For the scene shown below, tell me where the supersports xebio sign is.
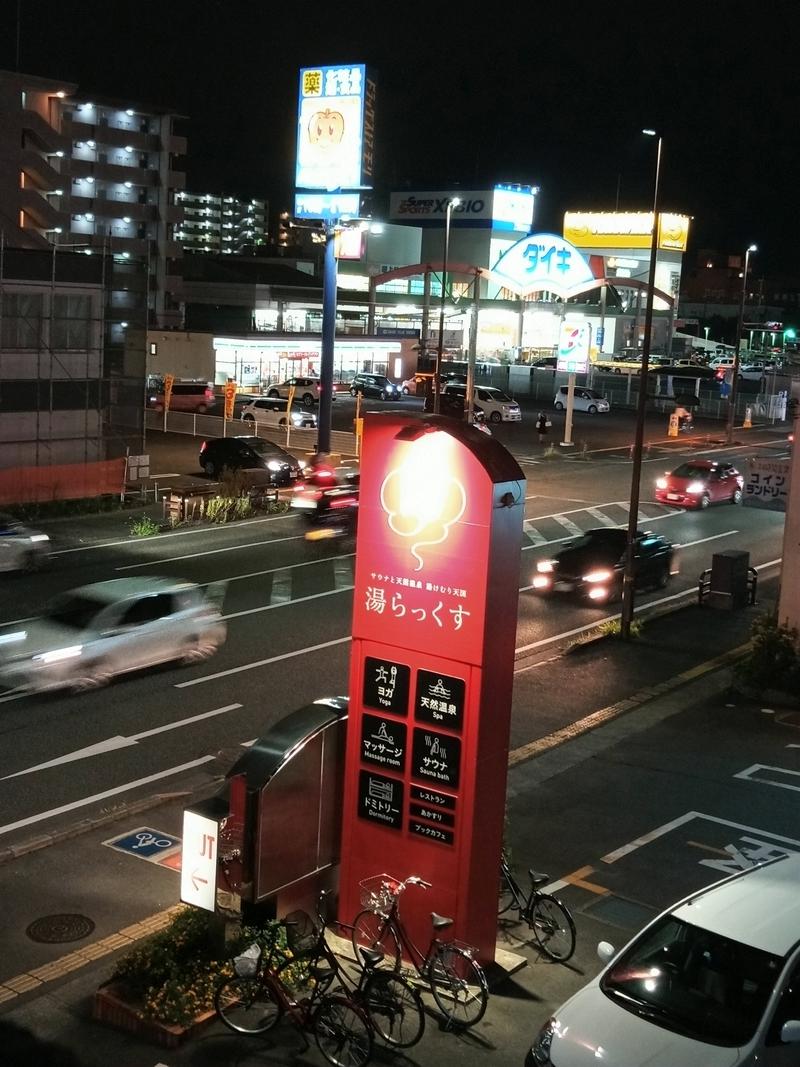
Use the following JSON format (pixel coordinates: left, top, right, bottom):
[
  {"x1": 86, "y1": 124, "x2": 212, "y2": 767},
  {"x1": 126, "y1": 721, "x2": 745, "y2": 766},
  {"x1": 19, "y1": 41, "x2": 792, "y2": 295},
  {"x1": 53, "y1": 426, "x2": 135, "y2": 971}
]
[{"x1": 389, "y1": 191, "x2": 490, "y2": 221}]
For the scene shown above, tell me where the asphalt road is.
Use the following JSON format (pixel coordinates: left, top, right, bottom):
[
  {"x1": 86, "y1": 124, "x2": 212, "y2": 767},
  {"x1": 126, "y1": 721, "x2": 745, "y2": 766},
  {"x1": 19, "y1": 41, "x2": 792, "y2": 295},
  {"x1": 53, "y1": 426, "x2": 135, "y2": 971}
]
[{"x1": 0, "y1": 419, "x2": 789, "y2": 855}]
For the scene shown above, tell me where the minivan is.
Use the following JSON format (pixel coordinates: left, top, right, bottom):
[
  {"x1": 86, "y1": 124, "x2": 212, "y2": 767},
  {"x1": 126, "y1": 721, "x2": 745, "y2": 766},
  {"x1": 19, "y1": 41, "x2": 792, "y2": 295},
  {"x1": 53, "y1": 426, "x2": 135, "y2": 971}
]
[
  {"x1": 553, "y1": 386, "x2": 610, "y2": 414},
  {"x1": 442, "y1": 383, "x2": 522, "y2": 423},
  {"x1": 147, "y1": 379, "x2": 216, "y2": 413}
]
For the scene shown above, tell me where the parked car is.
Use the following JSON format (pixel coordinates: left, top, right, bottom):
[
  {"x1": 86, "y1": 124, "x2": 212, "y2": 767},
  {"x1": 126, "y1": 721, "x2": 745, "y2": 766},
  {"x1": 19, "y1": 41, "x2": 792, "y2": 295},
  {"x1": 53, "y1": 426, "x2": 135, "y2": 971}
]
[
  {"x1": 265, "y1": 376, "x2": 334, "y2": 408},
  {"x1": 401, "y1": 373, "x2": 434, "y2": 396},
  {"x1": 532, "y1": 527, "x2": 674, "y2": 603},
  {"x1": 553, "y1": 386, "x2": 610, "y2": 414},
  {"x1": 443, "y1": 383, "x2": 522, "y2": 423},
  {"x1": 349, "y1": 373, "x2": 402, "y2": 400},
  {"x1": 655, "y1": 460, "x2": 743, "y2": 509},
  {"x1": 709, "y1": 355, "x2": 737, "y2": 370},
  {"x1": 525, "y1": 851, "x2": 800, "y2": 1067},
  {"x1": 147, "y1": 379, "x2": 216, "y2": 413},
  {"x1": 0, "y1": 577, "x2": 227, "y2": 694},
  {"x1": 240, "y1": 397, "x2": 318, "y2": 429},
  {"x1": 738, "y1": 363, "x2": 768, "y2": 383},
  {"x1": 0, "y1": 514, "x2": 50, "y2": 573},
  {"x1": 198, "y1": 436, "x2": 305, "y2": 483}
]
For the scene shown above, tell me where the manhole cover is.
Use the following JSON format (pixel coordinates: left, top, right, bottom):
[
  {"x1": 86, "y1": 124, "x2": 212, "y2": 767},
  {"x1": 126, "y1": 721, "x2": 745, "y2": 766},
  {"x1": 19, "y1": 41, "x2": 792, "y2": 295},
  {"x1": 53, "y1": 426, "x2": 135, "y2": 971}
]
[{"x1": 26, "y1": 913, "x2": 95, "y2": 944}]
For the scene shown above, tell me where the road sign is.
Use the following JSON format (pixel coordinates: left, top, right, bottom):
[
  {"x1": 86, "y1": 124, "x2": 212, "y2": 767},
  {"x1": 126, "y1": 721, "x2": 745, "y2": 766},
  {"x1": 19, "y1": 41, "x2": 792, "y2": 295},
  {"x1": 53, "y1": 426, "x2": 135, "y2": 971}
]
[
  {"x1": 180, "y1": 809, "x2": 219, "y2": 912},
  {"x1": 103, "y1": 827, "x2": 181, "y2": 862}
]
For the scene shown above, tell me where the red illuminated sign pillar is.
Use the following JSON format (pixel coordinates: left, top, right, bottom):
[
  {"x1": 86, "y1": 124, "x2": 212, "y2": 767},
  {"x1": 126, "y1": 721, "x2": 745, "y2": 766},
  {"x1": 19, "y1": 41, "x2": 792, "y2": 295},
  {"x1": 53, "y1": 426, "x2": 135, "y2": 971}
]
[{"x1": 339, "y1": 413, "x2": 525, "y2": 963}]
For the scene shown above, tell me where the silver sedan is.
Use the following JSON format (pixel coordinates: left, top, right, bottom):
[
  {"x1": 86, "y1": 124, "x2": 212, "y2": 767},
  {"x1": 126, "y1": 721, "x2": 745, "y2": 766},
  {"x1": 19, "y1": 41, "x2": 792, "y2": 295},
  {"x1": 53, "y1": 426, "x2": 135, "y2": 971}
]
[{"x1": 0, "y1": 577, "x2": 227, "y2": 693}]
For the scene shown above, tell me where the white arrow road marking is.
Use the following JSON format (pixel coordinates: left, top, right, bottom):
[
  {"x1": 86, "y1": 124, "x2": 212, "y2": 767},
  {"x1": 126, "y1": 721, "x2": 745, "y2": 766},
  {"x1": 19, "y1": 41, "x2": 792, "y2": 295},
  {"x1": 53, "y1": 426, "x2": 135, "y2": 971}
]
[
  {"x1": 0, "y1": 756, "x2": 216, "y2": 838},
  {"x1": 0, "y1": 703, "x2": 242, "y2": 780}
]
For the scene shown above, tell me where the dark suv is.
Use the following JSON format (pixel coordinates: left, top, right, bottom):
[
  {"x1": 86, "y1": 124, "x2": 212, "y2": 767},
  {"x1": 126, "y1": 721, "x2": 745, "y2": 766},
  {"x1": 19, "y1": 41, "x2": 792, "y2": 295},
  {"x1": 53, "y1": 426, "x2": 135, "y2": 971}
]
[
  {"x1": 349, "y1": 373, "x2": 401, "y2": 400},
  {"x1": 198, "y1": 436, "x2": 304, "y2": 484}
]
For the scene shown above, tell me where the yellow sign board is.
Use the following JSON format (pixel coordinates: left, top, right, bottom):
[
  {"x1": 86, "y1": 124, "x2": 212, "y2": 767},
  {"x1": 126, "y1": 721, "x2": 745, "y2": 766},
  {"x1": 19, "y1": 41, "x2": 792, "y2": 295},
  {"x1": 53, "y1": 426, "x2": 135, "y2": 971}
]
[
  {"x1": 224, "y1": 379, "x2": 237, "y2": 421},
  {"x1": 163, "y1": 373, "x2": 175, "y2": 411},
  {"x1": 563, "y1": 211, "x2": 690, "y2": 252}
]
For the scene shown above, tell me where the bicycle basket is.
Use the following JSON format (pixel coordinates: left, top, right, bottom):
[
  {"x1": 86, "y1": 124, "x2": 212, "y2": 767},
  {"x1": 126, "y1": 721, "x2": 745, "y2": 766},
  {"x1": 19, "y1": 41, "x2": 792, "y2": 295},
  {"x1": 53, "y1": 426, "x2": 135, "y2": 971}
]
[
  {"x1": 283, "y1": 909, "x2": 320, "y2": 956},
  {"x1": 233, "y1": 941, "x2": 262, "y2": 977},
  {"x1": 358, "y1": 873, "x2": 400, "y2": 914}
]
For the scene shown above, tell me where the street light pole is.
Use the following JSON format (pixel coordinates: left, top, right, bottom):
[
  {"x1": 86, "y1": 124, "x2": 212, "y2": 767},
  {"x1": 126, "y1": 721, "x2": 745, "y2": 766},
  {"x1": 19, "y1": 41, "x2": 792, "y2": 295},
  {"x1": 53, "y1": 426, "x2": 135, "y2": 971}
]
[
  {"x1": 318, "y1": 222, "x2": 338, "y2": 456},
  {"x1": 433, "y1": 197, "x2": 459, "y2": 414},
  {"x1": 620, "y1": 130, "x2": 662, "y2": 640},
  {"x1": 725, "y1": 244, "x2": 757, "y2": 445}
]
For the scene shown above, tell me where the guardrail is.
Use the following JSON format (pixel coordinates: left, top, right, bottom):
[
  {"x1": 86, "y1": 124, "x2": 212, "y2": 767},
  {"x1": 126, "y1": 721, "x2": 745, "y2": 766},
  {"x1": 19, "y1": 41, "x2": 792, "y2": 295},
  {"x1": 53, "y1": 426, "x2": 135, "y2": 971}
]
[{"x1": 144, "y1": 409, "x2": 358, "y2": 457}]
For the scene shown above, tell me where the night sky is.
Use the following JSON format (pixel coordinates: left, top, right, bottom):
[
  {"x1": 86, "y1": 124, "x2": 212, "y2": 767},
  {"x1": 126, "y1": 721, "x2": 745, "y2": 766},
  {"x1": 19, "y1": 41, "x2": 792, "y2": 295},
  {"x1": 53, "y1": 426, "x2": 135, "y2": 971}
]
[{"x1": 6, "y1": 0, "x2": 800, "y2": 271}]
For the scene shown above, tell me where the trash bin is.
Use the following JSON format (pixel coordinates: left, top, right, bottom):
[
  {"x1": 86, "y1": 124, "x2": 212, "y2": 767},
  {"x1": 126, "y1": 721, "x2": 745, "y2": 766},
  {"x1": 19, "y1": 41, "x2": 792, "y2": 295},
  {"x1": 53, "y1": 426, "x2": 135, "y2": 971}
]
[{"x1": 708, "y1": 550, "x2": 750, "y2": 610}]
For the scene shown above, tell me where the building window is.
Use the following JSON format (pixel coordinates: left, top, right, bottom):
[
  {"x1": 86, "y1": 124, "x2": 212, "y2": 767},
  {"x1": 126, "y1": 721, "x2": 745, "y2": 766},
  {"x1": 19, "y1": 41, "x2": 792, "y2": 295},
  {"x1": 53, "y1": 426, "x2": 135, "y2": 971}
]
[
  {"x1": 0, "y1": 292, "x2": 44, "y2": 348},
  {"x1": 52, "y1": 294, "x2": 92, "y2": 349}
]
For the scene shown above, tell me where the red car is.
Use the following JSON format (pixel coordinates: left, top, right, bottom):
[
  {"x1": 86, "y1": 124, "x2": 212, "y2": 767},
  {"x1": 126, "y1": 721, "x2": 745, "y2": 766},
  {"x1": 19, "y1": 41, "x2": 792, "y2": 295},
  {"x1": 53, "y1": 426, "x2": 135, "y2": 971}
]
[{"x1": 655, "y1": 459, "x2": 743, "y2": 509}]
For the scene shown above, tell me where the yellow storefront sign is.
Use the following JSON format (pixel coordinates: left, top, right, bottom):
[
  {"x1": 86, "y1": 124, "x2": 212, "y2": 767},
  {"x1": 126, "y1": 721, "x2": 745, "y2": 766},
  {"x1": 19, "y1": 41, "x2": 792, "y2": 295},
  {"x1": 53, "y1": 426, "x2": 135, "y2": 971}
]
[{"x1": 563, "y1": 211, "x2": 690, "y2": 252}]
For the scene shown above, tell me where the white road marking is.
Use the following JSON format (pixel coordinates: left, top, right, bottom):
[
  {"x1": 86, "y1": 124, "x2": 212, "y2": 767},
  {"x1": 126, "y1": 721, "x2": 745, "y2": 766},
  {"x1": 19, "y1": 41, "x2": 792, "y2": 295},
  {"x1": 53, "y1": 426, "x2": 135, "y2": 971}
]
[
  {"x1": 522, "y1": 522, "x2": 548, "y2": 547},
  {"x1": 115, "y1": 533, "x2": 306, "y2": 570},
  {"x1": 676, "y1": 531, "x2": 738, "y2": 548},
  {"x1": 586, "y1": 507, "x2": 619, "y2": 527},
  {"x1": 51, "y1": 510, "x2": 293, "y2": 556},
  {"x1": 270, "y1": 569, "x2": 293, "y2": 604},
  {"x1": 734, "y1": 764, "x2": 800, "y2": 793},
  {"x1": 551, "y1": 514, "x2": 583, "y2": 537},
  {"x1": 0, "y1": 756, "x2": 216, "y2": 837},
  {"x1": 175, "y1": 635, "x2": 352, "y2": 688},
  {"x1": 0, "y1": 704, "x2": 242, "y2": 779},
  {"x1": 334, "y1": 557, "x2": 353, "y2": 589},
  {"x1": 223, "y1": 586, "x2": 351, "y2": 621}
]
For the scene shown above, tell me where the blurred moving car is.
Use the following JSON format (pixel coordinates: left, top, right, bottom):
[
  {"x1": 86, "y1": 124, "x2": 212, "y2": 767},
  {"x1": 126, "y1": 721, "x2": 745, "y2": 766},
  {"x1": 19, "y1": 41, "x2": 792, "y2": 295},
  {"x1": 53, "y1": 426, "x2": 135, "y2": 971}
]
[
  {"x1": 349, "y1": 373, "x2": 402, "y2": 400},
  {"x1": 0, "y1": 514, "x2": 50, "y2": 573},
  {"x1": 198, "y1": 436, "x2": 305, "y2": 483},
  {"x1": 532, "y1": 527, "x2": 674, "y2": 602},
  {"x1": 525, "y1": 851, "x2": 800, "y2": 1067},
  {"x1": 553, "y1": 386, "x2": 610, "y2": 414},
  {"x1": 291, "y1": 470, "x2": 359, "y2": 541},
  {"x1": 655, "y1": 460, "x2": 743, "y2": 509},
  {"x1": 264, "y1": 376, "x2": 334, "y2": 407},
  {"x1": 240, "y1": 398, "x2": 318, "y2": 429},
  {"x1": 0, "y1": 577, "x2": 227, "y2": 694},
  {"x1": 442, "y1": 383, "x2": 522, "y2": 423}
]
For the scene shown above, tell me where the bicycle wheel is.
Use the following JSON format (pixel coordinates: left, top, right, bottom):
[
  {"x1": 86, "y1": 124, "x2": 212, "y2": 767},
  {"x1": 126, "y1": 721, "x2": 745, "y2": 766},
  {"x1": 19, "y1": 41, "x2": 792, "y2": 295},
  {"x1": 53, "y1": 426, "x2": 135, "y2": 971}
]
[
  {"x1": 313, "y1": 994, "x2": 373, "y2": 1067},
  {"x1": 350, "y1": 909, "x2": 401, "y2": 971},
  {"x1": 498, "y1": 869, "x2": 516, "y2": 916},
  {"x1": 428, "y1": 944, "x2": 488, "y2": 1029},
  {"x1": 529, "y1": 893, "x2": 576, "y2": 962},
  {"x1": 214, "y1": 975, "x2": 283, "y2": 1034},
  {"x1": 363, "y1": 969, "x2": 425, "y2": 1048}
]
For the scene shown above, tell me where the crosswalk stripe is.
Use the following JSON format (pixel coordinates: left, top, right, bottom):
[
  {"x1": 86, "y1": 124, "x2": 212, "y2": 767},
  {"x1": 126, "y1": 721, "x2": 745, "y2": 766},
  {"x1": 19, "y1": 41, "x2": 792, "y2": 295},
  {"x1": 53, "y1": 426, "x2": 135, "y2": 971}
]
[
  {"x1": 334, "y1": 557, "x2": 353, "y2": 589},
  {"x1": 523, "y1": 522, "x2": 548, "y2": 546},
  {"x1": 270, "y1": 569, "x2": 293, "y2": 604},
  {"x1": 586, "y1": 507, "x2": 618, "y2": 527},
  {"x1": 551, "y1": 514, "x2": 583, "y2": 537}
]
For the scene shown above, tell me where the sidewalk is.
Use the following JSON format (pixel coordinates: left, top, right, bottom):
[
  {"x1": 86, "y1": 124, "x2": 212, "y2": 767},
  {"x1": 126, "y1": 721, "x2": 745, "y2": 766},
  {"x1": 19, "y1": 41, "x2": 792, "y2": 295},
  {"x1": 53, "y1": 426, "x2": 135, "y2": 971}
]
[{"x1": 0, "y1": 582, "x2": 777, "y2": 1065}]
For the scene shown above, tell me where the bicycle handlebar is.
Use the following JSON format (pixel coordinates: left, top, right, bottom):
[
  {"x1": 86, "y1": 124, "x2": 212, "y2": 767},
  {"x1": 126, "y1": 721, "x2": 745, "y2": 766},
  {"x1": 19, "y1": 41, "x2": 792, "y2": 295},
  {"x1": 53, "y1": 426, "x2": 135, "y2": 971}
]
[{"x1": 404, "y1": 875, "x2": 432, "y2": 891}]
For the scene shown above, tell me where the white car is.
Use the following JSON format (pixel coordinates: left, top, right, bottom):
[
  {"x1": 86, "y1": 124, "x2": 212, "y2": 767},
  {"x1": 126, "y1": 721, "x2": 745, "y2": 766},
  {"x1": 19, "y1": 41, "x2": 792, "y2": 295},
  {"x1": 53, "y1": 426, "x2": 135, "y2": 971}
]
[
  {"x1": 0, "y1": 514, "x2": 50, "y2": 573},
  {"x1": 0, "y1": 577, "x2": 226, "y2": 693},
  {"x1": 526, "y1": 851, "x2": 800, "y2": 1067},
  {"x1": 738, "y1": 363, "x2": 768, "y2": 383},
  {"x1": 442, "y1": 383, "x2": 522, "y2": 423},
  {"x1": 240, "y1": 398, "x2": 318, "y2": 429},
  {"x1": 264, "y1": 376, "x2": 335, "y2": 407},
  {"x1": 553, "y1": 387, "x2": 610, "y2": 414}
]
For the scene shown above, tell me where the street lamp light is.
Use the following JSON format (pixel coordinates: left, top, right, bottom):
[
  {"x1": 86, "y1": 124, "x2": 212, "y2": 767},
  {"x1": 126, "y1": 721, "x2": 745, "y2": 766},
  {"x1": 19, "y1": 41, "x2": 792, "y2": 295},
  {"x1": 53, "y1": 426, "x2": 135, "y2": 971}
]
[
  {"x1": 433, "y1": 197, "x2": 460, "y2": 414},
  {"x1": 620, "y1": 129, "x2": 662, "y2": 640},
  {"x1": 725, "y1": 244, "x2": 757, "y2": 445}
]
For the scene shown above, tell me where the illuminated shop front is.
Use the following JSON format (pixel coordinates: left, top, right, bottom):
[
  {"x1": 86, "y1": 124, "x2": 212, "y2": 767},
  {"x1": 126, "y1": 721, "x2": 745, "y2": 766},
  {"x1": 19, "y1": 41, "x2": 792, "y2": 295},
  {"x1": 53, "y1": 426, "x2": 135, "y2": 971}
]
[{"x1": 212, "y1": 335, "x2": 407, "y2": 388}]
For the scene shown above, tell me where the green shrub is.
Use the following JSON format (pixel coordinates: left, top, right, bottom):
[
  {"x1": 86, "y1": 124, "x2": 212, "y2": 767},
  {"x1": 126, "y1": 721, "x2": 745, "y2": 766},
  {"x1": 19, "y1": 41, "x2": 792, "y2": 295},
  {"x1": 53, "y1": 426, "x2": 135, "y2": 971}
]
[
  {"x1": 204, "y1": 495, "x2": 253, "y2": 524},
  {"x1": 111, "y1": 906, "x2": 303, "y2": 1027},
  {"x1": 735, "y1": 613, "x2": 800, "y2": 693},
  {"x1": 129, "y1": 514, "x2": 161, "y2": 538}
]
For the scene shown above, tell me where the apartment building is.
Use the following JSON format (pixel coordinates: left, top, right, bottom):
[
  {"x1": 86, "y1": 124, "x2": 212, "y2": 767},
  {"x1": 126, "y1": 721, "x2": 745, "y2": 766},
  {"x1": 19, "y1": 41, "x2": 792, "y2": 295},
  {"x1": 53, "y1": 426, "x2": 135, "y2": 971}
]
[
  {"x1": 0, "y1": 68, "x2": 187, "y2": 334},
  {"x1": 179, "y1": 192, "x2": 268, "y2": 256}
]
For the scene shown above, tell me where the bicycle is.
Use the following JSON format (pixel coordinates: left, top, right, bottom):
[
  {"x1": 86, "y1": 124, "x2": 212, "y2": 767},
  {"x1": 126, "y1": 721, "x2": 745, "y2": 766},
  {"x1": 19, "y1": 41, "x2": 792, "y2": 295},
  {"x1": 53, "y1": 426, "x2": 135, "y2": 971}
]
[
  {"x1": 498, "y1": 852, "x2": 576, "y2": 963},
  {"x1": 313, "y1": 890, "x2": 425, "y2": 1049},
  {"x1": 214, "y1": 914, "x2": 373, "y2": 1067},
  {"x1": 350, "y1": 873, "x2": 489, "y2": 1029}
]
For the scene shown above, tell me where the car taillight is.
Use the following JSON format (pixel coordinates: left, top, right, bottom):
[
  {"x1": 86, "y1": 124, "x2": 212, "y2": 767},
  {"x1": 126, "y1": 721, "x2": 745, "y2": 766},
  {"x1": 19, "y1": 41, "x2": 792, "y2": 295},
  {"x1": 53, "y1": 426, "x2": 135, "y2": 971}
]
[{"x1": 200, "y1": 441, "x2": 207, "y2": 453}]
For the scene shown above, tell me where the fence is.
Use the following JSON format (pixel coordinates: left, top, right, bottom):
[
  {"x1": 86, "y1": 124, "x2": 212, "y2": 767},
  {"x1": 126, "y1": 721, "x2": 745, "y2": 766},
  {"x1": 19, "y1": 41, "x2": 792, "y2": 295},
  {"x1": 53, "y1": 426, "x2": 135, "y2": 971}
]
[
  {"x1": 0, "y1": 457, "x2": 127, "y2": 505},
  {"x1": 144, "y1": 409, "x2": 358, "y2": 456}
]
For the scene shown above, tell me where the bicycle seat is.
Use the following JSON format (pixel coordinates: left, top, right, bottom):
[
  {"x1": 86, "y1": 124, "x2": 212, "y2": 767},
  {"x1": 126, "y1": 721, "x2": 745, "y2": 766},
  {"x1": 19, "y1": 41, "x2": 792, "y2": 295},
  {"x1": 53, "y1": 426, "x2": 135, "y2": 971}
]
[
  {"x1": 359, "y1": 947, "x2": 384, "y2": 969},
  {"x1": 431, "y1": 912, "x2": 454, "y2": 930},
  {"x1": 529, "y1": 870, "x2": 549, "y2": 887},
  {"x1": 309, "y1": 961, "x2": 336, "y2": 988}
]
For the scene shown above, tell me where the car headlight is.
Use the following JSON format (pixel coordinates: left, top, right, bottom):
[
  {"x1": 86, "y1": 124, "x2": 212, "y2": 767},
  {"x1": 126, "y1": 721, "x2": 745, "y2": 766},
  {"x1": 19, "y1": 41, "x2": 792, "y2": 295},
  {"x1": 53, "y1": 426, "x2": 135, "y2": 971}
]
[
  {"x1": 536, "y1": 560, "x2": 555, "y2": 573},
  {"x1": 529, "y1": 1017, "x2": 557, "y2": 1065},
  {"x1": 29, "y1": 534, "x2": 49, "y2": 543},
  {"x1": 655, "y1": 477, "x2": 668, "y2": 490},
  {"x1": 584, "y1": 569, "x2": 613, "y2": 582},
  {"x1": 32, "y1": 645, "x2": 83, "y2": 664},
  {"x1": 267, "y1": 460, "x2": 283, "y2": 471},
  {"x1": 298, "y1": 458, "x2": 307, "y2": 469},
  {"x1": 686, "y1": 480, "x2": 705, "y2": 493}
]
